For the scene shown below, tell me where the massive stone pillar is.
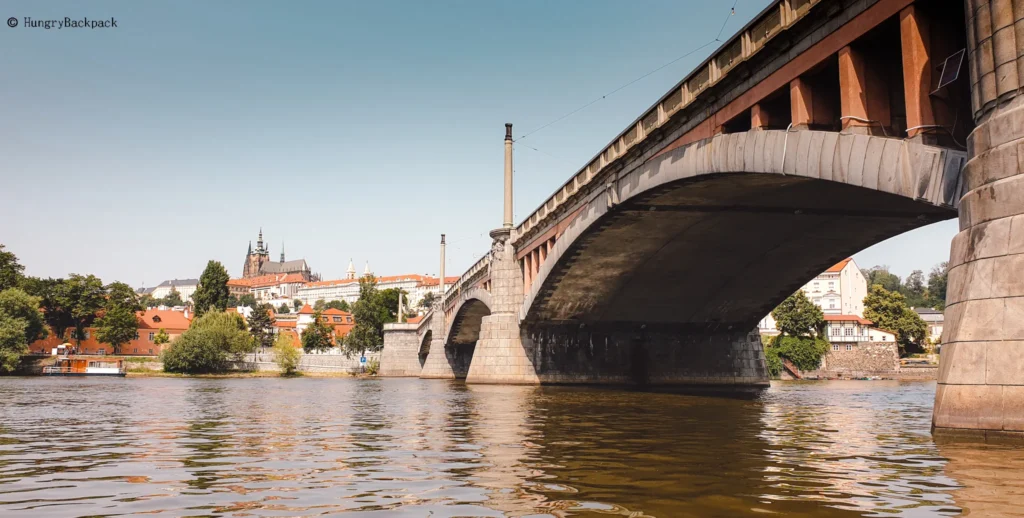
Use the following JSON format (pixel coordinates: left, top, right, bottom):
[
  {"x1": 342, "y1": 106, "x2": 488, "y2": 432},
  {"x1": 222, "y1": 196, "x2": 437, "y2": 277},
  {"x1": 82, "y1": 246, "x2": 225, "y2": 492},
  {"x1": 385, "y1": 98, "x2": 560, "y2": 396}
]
[
  {"x1": 933, "y1": 0, "x2": 1024, "y2": 440},
  {"x1": 465, "y1": 229, "x2": 540, "y2": 384},
  {"x1": 378, "y1": 322, "x2": 421, "y2": 377},
  {"x1": 419, "y1": 301, "x2": 458, "y2": 379}
]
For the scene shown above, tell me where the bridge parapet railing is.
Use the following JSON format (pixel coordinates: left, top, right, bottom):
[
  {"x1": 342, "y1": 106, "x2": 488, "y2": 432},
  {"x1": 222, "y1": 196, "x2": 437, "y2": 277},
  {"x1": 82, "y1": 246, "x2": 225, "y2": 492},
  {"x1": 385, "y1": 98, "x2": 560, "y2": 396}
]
[
  {"x1": 443, "y1": 253, "x2": 491, "y2": 309},
  {"x1": 511, "y1": 0, "x2": 823, "y2": 246}
]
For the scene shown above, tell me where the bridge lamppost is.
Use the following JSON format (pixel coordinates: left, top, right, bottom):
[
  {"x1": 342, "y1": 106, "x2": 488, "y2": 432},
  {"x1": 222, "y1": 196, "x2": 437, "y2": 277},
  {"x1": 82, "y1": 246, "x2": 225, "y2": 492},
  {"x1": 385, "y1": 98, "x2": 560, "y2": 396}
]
[{"x1": 504, "y1": 123, "x2": 514, "y2": 229}]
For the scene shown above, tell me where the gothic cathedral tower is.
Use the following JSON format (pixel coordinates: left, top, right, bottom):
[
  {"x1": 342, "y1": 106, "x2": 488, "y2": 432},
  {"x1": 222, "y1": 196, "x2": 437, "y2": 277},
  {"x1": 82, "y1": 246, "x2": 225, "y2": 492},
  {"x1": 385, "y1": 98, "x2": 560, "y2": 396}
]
[{"x1": 242, "y1": 229, "x2": 270, "y2": 278}]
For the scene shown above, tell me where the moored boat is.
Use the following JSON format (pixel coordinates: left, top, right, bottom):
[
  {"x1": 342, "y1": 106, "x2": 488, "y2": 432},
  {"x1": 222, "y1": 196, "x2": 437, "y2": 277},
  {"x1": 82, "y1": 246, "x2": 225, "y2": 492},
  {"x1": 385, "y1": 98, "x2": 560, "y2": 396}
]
[{"x1": 43, "y1": 357, "x2": 126, "y2": 377}]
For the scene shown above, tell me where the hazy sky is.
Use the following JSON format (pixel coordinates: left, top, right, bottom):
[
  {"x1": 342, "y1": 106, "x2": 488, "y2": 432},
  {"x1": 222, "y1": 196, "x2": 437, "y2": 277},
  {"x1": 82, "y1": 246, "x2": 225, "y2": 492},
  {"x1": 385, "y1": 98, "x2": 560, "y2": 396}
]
[{"x1": 1, "y1": 0, "x2": 956, "y2": 287}]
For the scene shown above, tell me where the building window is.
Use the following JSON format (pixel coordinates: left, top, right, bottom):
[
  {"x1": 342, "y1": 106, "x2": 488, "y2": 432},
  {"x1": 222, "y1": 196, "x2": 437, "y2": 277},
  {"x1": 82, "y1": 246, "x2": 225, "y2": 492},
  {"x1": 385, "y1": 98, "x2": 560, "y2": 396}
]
[
  {"x1": 829, "y1": 303, "x2": 835, "y2": 309},
  {"x1": 133, "y1": 348, "x2": 138, "y2": 354},
  {"x1": 833, "y1": 344, "x2": 840, "y2": 351},
  {"x1": 149, "y1": 349, "x2": 154, "y2": 354},
  {"x1": 831, "y1": 327, "x2": 838, "y2": 336},
  {"x1": 844, "y1": 327, "x2": 853, "y2": 336},
  {"x1": 148, "y1": 332, "x2": 155, "y2": 341},
  {"x1": 881, "y1": 335, "x2": 887, "y2": 341},
  {"x1": 846, "y1": 344, "x2": 853, "y2": 351},
  {"x1": 333, "y1": 317, "x2": 342, "y2": 322},
  {"x1": 98, "y1": 348, "x2": 105, "y2": 355},
  {"x1": 829, "y1": 282, "x2": 834, "y2": 290}
]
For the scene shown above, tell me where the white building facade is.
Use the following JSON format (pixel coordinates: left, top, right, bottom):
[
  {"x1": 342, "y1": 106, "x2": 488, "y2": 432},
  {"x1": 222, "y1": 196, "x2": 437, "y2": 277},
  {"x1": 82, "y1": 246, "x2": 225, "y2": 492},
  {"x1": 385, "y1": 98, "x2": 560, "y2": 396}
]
[
  {"x1": 296, "y1": 264, "x2": 456, "y2": 310},
  {"x1": 759, "y1": 258, "x2": 868, "y2": 334},
  {"x1": 150, "y1": 279, "x2": 199, "y2": 302}
]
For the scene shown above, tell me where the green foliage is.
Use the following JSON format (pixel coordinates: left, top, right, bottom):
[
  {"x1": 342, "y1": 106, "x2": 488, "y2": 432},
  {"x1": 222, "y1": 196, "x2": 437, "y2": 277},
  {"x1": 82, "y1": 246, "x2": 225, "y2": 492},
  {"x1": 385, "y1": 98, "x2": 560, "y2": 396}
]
[
  {"x1": 344, "y1": 276, "x2": 389, "y2": 356},
  {"x1": 325, "y1": 299, "x2": 350, "y2": 312},
  {"x1": 313, "y1": 299, "x2": 326, "y2": 311},
  {"x1": 301, "y1": 310, "x2": 334, "y2": 353},
  {"x1": 277, "y1": 303, "x2": 290, "y2": 314},
  {"x1": 365, "y1": 358, "x2": 380, "y2": 376},
  {"x1": 248, "y1": 304, "x2": 276, "y2": 349},
  {"x1": 927, "y1": 262, "x2": 948, "y2": 310},
  {"x1": 239, "y1": 294, "x2": 257, "y2": 308},
  {"x1": 153, "y1": 328, "x2": 170, "y2": 345},
  {"x1": 65, "y1": 274, "x2": 105, "y2": 345},
  {"x1": 0, "y1": 288, "x2": 47, "y2": 373},
  {"x1": 771, "y1": 291, "x2": 824, "y2": 338},
  {"x1": 192, "y1": 261, "x2": 230, "y2": 315},
  {"x1": 161, "y1": 311, "x2": 254, "y2": 373},
  {"x1": 20, "y1": 277, "x2": 73, "y2": 342},
  {"x1": 863, "y1": 266, "x2": 902, "y2": 293},
  {"x1": 901, "y1": 270, "x2": 928, "y2": 307},
  {"x1": 226, "y1": 294, "x2": 239, "y2": 307},
  {"x1": 273, "y1": 334, "x2": 301, "y2": 375},
  {"x1": 139, "y1": 294, "x2": 157, "y2": 308},
  {"x1": 863, "y1": 285, "x2": 928, "y2": 355},
  {"x1": 96, "y1": 282, "x2": 143, "y2": 355},
  {"x1": 0, "y1": 245, "x2": 25, "y2": 292},
  {"x1": 378, "y1": 288, "x2": 407, "y2": 321},
  {"x1": 763, "y1": 335, "x2": 830, "y2": 377},
  {"x1": 419, "y1": 291, "x2": 437, "y2": 309},
  {"x1": 292, "y1": 299, "x2": 302, "y2": 311}
]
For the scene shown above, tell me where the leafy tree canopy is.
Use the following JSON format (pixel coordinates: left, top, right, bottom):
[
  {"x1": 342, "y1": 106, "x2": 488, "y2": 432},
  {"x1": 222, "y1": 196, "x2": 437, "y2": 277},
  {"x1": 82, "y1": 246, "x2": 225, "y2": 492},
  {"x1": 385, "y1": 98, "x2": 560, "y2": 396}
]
[
  {"x1": 0, "y1": 245, "x2": 25, "y2": 292},
  {"x1": 95, "y1": 282, "x2": 143, "y2": 355},
  {"x1": 419, "y1": 291, "x2": 437, "y2": 309},
  {"x1": 325, "y1": 300, "x2": 350, "y2": 312},
  {"x1": 301, "y1": 310, "x2": 334, "y2": 353},
  {"x1": 0, "y1": 288, "x2": 47, "y2": 373},
  {"x1": 277, "y1": 303, "x2": 290, "y2": 314},
  {"x1": 344, "y1": 276, "x2": 389, "y2": 356},
  {"x1": 193, "y1": 261, "x2": 230, "y2": 315},
  {"x1": 273, "y1": 333, "x2": 301, "y2": 375},
  {"x1": 863, "y1": 266, "x2": 902, "y2": 293},
  {"x1": 863, "y1": 285, "x2": 927, "y2": 355},
  {"x1": 162, "y1": 310, "x2": 253, "y2": 373},
  {"x1": 927, "y1": 262, "x2": 948, "y2": 310},
  {"x1": 248, "y1": 303, "x2": 276, "y2": 350},
  {"x1": 293, "y1": 299, "x2": 302, "y2": 311},
  {"x1": 771, "y1": 290, "x2": 825, "y2": 338},
  {"x1": 66, "y1": 274, "x2": 105, "y2": 345},
  {"x1": 239, "y1": 294, "x2": 257, "y2": 307},
  {"x1": 154, "y1": 328, "x2": 170, "y2": 345}
]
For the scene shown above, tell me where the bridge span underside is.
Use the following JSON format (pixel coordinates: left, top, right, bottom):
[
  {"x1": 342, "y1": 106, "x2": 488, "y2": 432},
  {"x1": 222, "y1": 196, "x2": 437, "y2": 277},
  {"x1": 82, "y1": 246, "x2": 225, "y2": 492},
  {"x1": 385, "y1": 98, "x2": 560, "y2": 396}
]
[{"x1": 515, "y1": 131, "x2": 963, "y2": 386}]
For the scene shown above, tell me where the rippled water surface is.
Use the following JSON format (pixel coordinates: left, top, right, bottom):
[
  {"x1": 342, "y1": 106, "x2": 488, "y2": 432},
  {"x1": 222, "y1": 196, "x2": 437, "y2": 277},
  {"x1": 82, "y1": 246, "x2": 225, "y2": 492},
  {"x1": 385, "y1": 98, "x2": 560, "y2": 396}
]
[{"x1": 2, "y1": 378, "x2": 1024, "y2": 517}]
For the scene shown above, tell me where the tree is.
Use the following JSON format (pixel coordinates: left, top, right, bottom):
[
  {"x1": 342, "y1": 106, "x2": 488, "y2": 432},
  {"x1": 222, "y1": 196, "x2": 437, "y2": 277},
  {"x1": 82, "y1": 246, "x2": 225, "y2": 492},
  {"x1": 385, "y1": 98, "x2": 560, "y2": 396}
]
[
  {"x1": 419, "y1": 291, "x2": 437, "y2": 310},
  {"x1": 277, "y1": 303, "x2": 290, "y2": 314},
  {"x1": 160, "y1": 288, "x2": 184, "y2": 308},
  {"x1": 161, "y1": 311, "x2": 254, "y2": 373},
  {"x1": 139, "y1": 293, "x2": 157, "y2": 308},
  {"x1": 248, "y1": 303, "x2": 275, "y2": 350},
  {"x1": 226, "y1": 294, "x2": 240, "y2": 307},
  {"x1": 771, "y1": 291, "x2": 825, "y2": 338},
  {"x1": 154, "y1": 328, "x2": 170, "y2": 345},
  {"x1": 864, "y1": 284, "x2": 928, "y2": 355},
  {"x1": 192, "y1": 261, "x2": 230, "y2": 315},
  {"x1": 293, "y1": 299, "x2": 302, "y2": 311},
  {"x1": 65, "y1": 274, "x2": 105, "y2": 345},
  {"x1": 239, "y1": 294, "x2": 257, "y2": 308},
  {"x1": 313, "y1": 299, "x2": 326, "y2": 311},
  {"x1": 863, "y1": 266, "x2": 901, "y2": 293},
  {"x1": 95, "y1": 282, "x2": 143, "y2": 355},
  {"x1": 344, "y1": 276, "x2": 389, "y2": 356},
  {"x1": 0, "y1": 288, "x2": 47, "y2": 372},
  {"x1": 927, "y1": 262, "x2": 949, "y2": 309},
  {"x1": 272, "y1": 334, "x2": 301, "y2": 375},
  {"x1": 379, "y1": 288, "x2": 408, "y2": 321},
  {"x1": 301, "y1": 310, "x2": 334, "y2": 353},
  {"x1": 901, "y1": 270, "x2": 928, "y2": 307},
  {"x1": 21, "y1": 277, "x2": 74, "y2": 343},
  {"x1": 0, "y1": 245, "x2": 25, "y2": 292},
  {"x1": 95, "y1": 306, "x2": 139, "y2": 355},
  {"x1": 326, "y1": 299, "x2": 350, "y2": 312}
]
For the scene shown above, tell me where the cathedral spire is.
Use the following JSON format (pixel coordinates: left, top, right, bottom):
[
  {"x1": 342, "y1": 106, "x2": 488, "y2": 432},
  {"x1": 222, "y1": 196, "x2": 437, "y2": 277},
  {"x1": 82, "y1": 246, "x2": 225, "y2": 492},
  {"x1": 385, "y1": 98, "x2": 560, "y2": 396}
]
[
  {"x1": 364, "y1": 261, "x2": 371, "y2": 277},
  {"x1": 247, "y1": 241, "x2": 252, "y2": 255},
  {"x1": 280, "y1": 242, "x2": 285, "y2": 263},
  {"x1": 257, "y1": 228, "x2": 264, "y2": 252},
  {"x1": 347, "y1": 259, "x2": 356, "y2": 280}
]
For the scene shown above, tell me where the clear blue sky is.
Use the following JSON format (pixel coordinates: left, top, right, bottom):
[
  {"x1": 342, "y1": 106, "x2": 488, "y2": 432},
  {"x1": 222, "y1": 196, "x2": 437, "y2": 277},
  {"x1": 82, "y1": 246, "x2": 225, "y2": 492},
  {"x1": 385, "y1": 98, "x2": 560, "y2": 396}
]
[{"x1": 0, "y1": 0, "x2": 956, "y2": 287}]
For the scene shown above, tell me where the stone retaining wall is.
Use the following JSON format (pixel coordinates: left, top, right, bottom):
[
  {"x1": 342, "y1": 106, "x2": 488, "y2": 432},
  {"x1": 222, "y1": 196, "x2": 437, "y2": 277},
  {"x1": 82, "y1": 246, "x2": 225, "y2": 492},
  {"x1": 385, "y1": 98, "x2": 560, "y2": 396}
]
[{"x1": 807, "y1": 341, "x2": 900, "y2": 378}]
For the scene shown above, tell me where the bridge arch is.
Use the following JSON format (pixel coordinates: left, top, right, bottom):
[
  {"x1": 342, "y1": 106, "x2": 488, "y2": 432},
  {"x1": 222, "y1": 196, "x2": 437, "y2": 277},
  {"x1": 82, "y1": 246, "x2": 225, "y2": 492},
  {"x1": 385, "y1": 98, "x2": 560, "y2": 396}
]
[
  {"x1": 521, "y1": 129, "x2": 963, "y2": 331},
  {"x1": 437, "y1": 288, "x2": 492, "y2": 378}
]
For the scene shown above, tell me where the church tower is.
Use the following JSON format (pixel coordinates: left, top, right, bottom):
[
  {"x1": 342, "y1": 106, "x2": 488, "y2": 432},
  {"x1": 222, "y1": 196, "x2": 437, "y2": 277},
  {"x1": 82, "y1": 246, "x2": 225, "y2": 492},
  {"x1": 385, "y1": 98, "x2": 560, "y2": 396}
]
[
  {"x1": 346, "y1": 259, "x2": 356, "y2": 280},
  {"x1": 242, "y1": 228, "x2": 271, "y2": 278}
]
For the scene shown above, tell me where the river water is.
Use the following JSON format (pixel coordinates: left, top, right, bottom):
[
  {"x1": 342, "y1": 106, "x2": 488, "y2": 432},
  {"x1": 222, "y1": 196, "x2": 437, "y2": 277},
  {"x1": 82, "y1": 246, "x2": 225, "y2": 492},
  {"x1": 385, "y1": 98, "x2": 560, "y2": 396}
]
[{"x1": 1, "y1": 378, "x2": 1022, "y2": 517}]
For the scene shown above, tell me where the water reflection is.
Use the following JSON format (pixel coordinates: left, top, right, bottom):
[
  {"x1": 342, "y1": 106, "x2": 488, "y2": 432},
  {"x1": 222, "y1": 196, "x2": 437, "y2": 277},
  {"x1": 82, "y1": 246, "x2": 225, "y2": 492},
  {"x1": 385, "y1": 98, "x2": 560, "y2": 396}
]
[{"x1": 0, "y1": 378, "x2": 1021, "y2": 516}]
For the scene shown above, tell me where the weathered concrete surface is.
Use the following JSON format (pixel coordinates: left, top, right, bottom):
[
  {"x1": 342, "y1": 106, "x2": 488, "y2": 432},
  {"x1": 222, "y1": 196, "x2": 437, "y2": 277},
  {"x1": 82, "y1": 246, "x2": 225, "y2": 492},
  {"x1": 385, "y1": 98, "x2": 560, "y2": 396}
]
[
  {"x1": 522, "y1": 130, "x2": 963, "y2": 333},
  {"x1": 419, "y1": 302, "x2": 457, "y2": 379},
  {"x1": 378, "y1": 322, "x2": 421, "y2": 377},
  {"x1": 933, "y1": 0, "x2": 1024, "y2": 440},
  {"x1": 523, "y1": 325, "x2": 768, "y2": 386}
]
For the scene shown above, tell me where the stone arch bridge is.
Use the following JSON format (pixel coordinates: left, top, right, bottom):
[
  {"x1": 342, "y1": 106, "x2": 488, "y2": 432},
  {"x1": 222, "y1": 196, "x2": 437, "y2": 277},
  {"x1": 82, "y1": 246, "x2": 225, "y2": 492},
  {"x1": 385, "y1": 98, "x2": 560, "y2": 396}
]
[{"x1": 380, "y1": 0, "x2": 1024, "y2": 440}]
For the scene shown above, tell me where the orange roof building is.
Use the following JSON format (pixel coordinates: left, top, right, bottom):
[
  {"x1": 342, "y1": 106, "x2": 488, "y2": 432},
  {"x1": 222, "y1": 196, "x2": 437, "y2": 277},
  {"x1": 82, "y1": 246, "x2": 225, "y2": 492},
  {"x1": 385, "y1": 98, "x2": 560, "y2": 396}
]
[{"x1": 28, "y1": 309, "x2": 192, "y2": 356}]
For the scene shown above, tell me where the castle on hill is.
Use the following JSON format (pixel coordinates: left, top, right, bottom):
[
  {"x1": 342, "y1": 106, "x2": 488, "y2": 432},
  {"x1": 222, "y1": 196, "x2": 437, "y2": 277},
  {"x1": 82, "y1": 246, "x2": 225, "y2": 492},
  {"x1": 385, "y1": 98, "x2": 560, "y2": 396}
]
[{"x1": 242, "y1": 228, "x2": 318, "y2": 281}]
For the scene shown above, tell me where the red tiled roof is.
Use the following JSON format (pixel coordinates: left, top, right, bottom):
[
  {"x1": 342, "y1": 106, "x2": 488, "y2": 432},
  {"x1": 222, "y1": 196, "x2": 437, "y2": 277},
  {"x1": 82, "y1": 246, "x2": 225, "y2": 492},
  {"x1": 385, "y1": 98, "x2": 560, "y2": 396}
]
[
  {"x1": 333, "y1": 323, "x2": 355, "y2": 338},
  {"x1": 322, "y1": 308, "x2": 351, "y2": 316},
  {"x1": 825, "y1": 258, "x2": 853, "y2": 273},
  {"x1": 228, "y1": 273, "x2": 307, "y2": 289},
  {"x1": 303, "y1": 274, "x2": 458, "y2": 288},
  {"x1": 137, "y1": 309, "x2": 191, "y2": 330},
  {"x1": 406, "y1": 315, "x2": 424, "y2": 324},
  {"x1": 274, "y1": 320, "x2": 297, "y2": 328},
  {"x1": 418, "y1": 276, "x2": 460, "y2": 287},
  {"x1": 298, "y1": 304, "x2": 315, "y2": 315},
  {"x1": 824, "y1": 314, "x2": 873, "y2": 325}
]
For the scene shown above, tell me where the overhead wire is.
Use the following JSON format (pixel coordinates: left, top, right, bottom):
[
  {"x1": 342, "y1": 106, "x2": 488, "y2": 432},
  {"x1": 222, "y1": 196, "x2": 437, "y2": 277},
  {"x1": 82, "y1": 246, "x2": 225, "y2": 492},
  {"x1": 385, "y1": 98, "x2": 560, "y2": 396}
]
[{"x1": 515, "y1": 0, "x2": 739, "y2": 142}]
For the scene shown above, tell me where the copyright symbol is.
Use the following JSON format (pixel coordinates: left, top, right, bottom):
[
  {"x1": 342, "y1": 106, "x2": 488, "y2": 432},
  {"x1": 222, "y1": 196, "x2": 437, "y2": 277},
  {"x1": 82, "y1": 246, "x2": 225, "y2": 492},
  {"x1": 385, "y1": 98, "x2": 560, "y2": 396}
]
[{"x1": 6, "y1": 17, "x2": 16, "y2": 28}]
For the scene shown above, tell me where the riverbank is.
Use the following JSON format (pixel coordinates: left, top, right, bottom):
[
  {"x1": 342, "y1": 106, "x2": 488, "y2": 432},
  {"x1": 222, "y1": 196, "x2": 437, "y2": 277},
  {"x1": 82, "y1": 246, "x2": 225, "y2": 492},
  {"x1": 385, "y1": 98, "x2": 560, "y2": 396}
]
[{"x1": 124, "y1": 369, "x2": 369, "y2": 378}]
